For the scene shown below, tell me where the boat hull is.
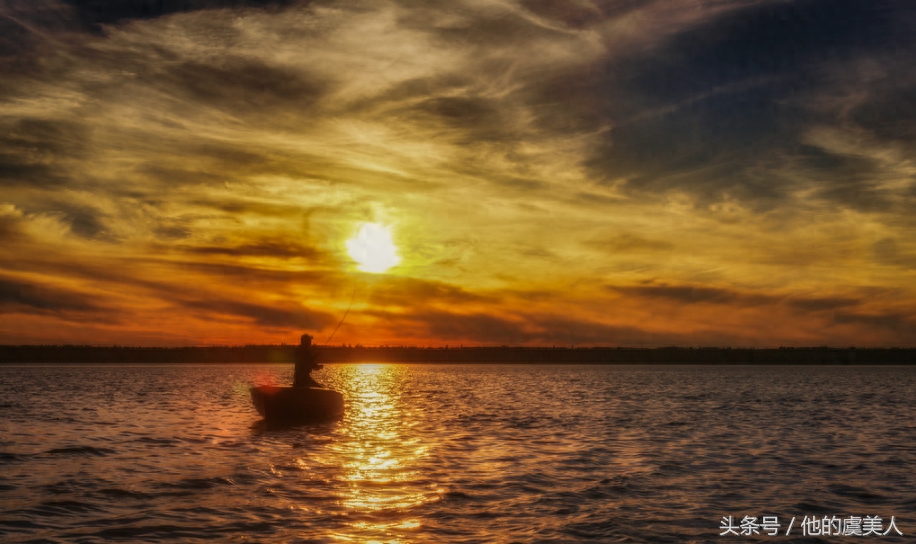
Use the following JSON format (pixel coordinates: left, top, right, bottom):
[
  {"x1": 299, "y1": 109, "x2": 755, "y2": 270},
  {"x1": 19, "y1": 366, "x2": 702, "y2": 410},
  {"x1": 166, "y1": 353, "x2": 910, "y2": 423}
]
[{"x1": 250, "y1": 385, "x2": 344, "y2": 424}]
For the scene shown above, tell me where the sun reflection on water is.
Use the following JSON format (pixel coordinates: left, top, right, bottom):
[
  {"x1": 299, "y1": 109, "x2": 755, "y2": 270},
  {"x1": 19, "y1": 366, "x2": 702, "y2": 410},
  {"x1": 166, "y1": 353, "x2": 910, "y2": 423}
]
[{"x1": 328, "y1": 364, "x2": 441, "y2": 540}]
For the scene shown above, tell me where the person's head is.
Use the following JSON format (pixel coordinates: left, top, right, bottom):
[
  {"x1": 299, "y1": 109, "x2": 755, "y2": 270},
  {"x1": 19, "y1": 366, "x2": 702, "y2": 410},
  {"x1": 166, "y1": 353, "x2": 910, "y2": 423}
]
[{"x1": 300, "y1": 333, "x2": 313, "y2": 347}]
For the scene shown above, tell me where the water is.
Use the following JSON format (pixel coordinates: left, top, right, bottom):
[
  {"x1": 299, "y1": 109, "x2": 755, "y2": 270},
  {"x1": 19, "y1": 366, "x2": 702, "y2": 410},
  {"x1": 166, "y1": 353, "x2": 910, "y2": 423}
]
[{"x1": 0, "y1": 364, "x2": 914, "y2": 543}]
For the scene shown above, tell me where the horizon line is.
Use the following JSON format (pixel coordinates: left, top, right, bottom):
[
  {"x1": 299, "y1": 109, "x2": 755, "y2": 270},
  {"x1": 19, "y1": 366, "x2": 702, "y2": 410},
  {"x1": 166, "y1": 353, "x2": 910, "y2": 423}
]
[{"x1": 3, "y1": 344, "x2": 915, "y2": 350}]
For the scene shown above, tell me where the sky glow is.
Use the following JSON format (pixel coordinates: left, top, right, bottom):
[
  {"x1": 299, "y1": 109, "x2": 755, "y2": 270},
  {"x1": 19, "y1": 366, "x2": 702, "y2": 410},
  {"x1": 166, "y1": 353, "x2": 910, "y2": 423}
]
[{"x1": 1, "y1": 0, "x2": 915, "y2": 346}]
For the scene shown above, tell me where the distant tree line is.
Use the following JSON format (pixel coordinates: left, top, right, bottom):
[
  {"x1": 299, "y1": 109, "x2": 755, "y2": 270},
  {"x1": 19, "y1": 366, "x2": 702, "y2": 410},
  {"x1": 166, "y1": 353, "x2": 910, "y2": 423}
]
[{"x1": 0, "y1": 345, "x2": 914, "y2": 364}]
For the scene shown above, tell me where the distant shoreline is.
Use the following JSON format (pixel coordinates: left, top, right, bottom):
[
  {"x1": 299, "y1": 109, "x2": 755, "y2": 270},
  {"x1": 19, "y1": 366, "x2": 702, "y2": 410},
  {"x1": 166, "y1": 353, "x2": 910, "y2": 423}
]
[{"x1": 1, "y1": 345, "x2": 914, "y2": 364}]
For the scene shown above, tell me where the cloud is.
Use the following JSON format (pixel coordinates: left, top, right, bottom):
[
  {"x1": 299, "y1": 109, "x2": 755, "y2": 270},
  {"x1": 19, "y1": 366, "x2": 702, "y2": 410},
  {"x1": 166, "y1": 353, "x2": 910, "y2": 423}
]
[
  {"x1": 179, "y1": 239, "x2": 321, "y2": 259},
  {"x1": 0, "y1": 118, "x2": 87, "y2": 188},
  {"x1": 357, "y1": 307, "x2": 737, "y2": 347},
  {"x1": 412, "y1": 310, "x2": 534, "y2": 345},
  {"x1": 0, "y1": 277, "x2": 110, "y2": 316},
  {"x1": 170, "y1": 261, "x2": 338, "y2": 288},
  {"x1": 0, "y1": 204, "x2": 25, "y2": 241},
  {"x1": 611, "y1": 283, "x2": 776, "y2": 306},
  {"x1": 160, "y1": 57, "x2": 328, "y2": 115},
  {"x1": 177, "y1": 297, "x2": 334, "y2": 329},
  {"x1": 579, "y1": 0, "x2": 916, "y2": 212},
  {"x1": 832, "y1": 311, "x2": 916, "y2": 341},
  {"x1": 785, "y1": 296, "x2": 860, "y2": 313},
  {"x1": 528, "y1": 314, "x2": 698, "y2": 347},
  {"x1": 610, "y1": 282, "x2": 866, "y2": 315},
  {"x1": 584, "y1": 232, "x2": 674, "y2": 254},
  {"x1": 64, "y1": 0, "x2": 296, "y2": 31},
  {"x1": 2, "y1": 0, "x2": 916, "y2": 346},
  {"x1": 366, "y1": 277, "x2": 490, "y2": 308}
]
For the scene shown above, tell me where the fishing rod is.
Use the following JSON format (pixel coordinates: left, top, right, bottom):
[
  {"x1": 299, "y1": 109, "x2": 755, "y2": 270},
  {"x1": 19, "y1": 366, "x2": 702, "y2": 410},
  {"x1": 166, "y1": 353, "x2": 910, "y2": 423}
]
[{"x1": 324, "y1": 287, "x2": 357, "y2": 345}]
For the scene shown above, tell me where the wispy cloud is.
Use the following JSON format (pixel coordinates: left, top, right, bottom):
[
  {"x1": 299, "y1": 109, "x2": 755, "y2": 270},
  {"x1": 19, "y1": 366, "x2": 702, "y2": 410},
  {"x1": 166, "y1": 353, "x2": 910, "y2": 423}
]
[{"x1": 1, "y1": 0, "x2": 915, "y2": 345}]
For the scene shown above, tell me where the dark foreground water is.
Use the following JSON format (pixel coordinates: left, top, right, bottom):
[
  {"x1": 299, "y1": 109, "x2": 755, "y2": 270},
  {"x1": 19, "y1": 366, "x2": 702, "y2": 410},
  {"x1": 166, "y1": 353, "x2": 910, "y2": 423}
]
[{"x1": 0, "y1": 364, "x2": 914, "y2": 543}]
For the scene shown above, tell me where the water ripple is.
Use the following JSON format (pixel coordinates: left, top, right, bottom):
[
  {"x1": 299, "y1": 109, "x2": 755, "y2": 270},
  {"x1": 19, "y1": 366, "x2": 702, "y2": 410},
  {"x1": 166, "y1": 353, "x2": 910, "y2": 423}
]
[{"x1": 0, "y1": 364, "x2": 913, "y2": 542}]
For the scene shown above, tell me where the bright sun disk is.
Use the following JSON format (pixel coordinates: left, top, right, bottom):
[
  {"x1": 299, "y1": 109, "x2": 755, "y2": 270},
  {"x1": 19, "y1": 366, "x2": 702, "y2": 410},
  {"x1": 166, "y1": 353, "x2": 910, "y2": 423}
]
[{"x1": 346, "y1": 223, "x2": 401, "y2": 273}]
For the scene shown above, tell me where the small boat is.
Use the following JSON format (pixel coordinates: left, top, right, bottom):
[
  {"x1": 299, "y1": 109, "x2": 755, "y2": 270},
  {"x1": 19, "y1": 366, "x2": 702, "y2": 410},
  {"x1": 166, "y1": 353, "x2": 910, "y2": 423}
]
[{"x1": 250, "y1": 385, "x2": 344, "y2": 424}]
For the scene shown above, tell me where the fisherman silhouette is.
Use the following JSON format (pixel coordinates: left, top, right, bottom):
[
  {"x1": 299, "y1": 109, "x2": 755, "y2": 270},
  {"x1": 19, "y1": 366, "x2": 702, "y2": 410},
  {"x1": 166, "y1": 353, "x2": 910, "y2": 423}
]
[{"x1": 293, "y1": 334, "x2": 323, "y2": 388}]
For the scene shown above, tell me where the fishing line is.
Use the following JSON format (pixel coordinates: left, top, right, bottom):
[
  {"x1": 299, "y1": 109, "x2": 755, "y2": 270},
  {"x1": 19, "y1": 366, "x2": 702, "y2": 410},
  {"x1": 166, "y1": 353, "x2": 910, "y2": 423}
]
[{"x1": 324, "y1": 287, "x2": 357, "y2": 345}]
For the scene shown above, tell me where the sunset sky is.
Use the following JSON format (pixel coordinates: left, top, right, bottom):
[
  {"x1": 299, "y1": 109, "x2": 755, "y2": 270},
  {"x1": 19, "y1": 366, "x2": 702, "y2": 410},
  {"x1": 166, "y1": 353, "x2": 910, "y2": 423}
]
[{"x1": 2, "y1": 0, "x2": 916, "y2": 347}]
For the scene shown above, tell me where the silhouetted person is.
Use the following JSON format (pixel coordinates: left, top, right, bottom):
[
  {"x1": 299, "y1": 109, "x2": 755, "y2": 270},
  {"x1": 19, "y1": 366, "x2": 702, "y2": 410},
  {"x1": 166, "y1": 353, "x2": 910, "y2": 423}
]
[{"x1": 293, "y1": 333, "x2": 323, "y2": 388}]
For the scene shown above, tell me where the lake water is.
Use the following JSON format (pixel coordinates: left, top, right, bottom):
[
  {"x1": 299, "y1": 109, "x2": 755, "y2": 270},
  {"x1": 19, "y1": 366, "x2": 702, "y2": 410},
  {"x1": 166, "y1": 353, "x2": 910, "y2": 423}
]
[{"x1": 0, "y1": 364, "x2": 914, "y2": 543}]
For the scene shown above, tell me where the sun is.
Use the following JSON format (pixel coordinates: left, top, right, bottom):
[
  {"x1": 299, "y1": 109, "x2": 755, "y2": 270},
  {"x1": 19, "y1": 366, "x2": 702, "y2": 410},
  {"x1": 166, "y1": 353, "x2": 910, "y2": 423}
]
[{"x1": 346, "y1": 223, "x2": 401, "y2": 273}]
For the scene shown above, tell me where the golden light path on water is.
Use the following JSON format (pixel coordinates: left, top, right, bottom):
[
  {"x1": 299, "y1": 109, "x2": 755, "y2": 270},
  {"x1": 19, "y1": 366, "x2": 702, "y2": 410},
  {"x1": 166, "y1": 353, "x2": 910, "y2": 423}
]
[{"x1": 321, "y1": 364, "x2": 443, "y2": 541}]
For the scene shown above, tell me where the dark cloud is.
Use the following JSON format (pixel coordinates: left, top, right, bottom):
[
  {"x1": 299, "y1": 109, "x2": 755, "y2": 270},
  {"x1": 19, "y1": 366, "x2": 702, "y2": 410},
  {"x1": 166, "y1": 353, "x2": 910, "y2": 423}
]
[
  {"x1": 186, "y1": 198, "x2": 309, "y2": 217},
  {"x1": 63, "y1": 0, "x2": 295, "y2": 31},
  {"x1": 367, "y1": 277, "x2": 490, "y2": 308},
  {"x1": 4, "y1": 199, "x2": 110, "y2": 240},
  {"x1": 0, "y1": 277, "x2": 109, "y2": 315},
  {"x1": 180, "y1": 240, "x2": 320, "y2": 259},
  {"x1": 1, "y1": 248, "x2": 337, "y2": 329},
  {"x1": 161, "y1": 58, "x2": 327, "y2": 114},
  {"x1": 612, "y1": 283, "x2": 775, "y2": 306},
  {"x1": 172, "y1": 261, "x2": 339, "y2": 289},
  {"x1": 0, "y1": 250, "x2": 341, "y2": 314},
  {"x1": 136, "y1": 143, "x2": 350, "y2": 191},
  {"x1": 139, "y1": 165, "x2": 229, "y2": 188},
  {"x1": 783, "y1": 144, "x2": 902, "y2": 212},
  {"x1": 367, "y1": 308, "x2": 703, "y2": 346},
  {"x1": 585, "y1": 233, "x2": 674, "y2": 254},
  {"x1": 833, "y1": 311, "x2": 916, "y2": 336},
  {"x1": 125, "y1": 149, "x2": 343, "y2": 199},
  {"x1": 63, "y1": 207, "x2": 107, "y2": 238},
  {"x1": 0, "y1": 1, "x2": 80, "y2": 71},
  {"x1": 518, "y1": 0, "x2": 620, "y2": 30},
  {"x1": 0, "y1": 213, "x2": 24, "y2": 242},
  {"x1": 870, "y1": 238, "x2": 916, "y2": 269},
  {"x1": 583, "y1": 74, "x2": 797, "y2": 207},
  {"x1": 786, "y1": 296, "x2": 860, "y2": 313},
  {"x1": 850, "y1": 81, "x2": 916, "y2": 143},
  {"x1": 403, "y1": 310, "x2": 535, "y2": 345},
  {"x1": 154, "y1": 225, "x2": 190, "y2": 239},
  {"x1": 529, "y1": 314, "x2": 696, "y2": 347},
  {"x1": 0, "y1": 158, "x2": 66, "y2": 188},
  {"x1": 406, "y1": 95, "x2": 510, "y2": 143},
  {"x1": 408, "y1": 2, "x2": 565, "y2": 48},
  {"x1": 363, "y1": 74, "x2": 467, "y2": 105},
  {"x1": 872, "y1": 238, "x2": 899, "y2": 263},
  {"x1": 168, "y1": 140, "x2": 272, "y2": 173},
  {"x1": 574, "y1": 0, "x2": 916, "y2": 210},
  {"x1": 657, "y1": 1, "x2": 911, "y2": 91},
  {"x1": 0, "y1": 9, "x2": 37, "y2": 65},
  {"x1": 177, "y1": 297, "x2": 334, "y2": 328},
  {"x1": 612, "y1": 283, "x2": 865, "y2": 314},
  {"x1": 0, "y1": 119, "x2": 87, "y2": 188}
]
